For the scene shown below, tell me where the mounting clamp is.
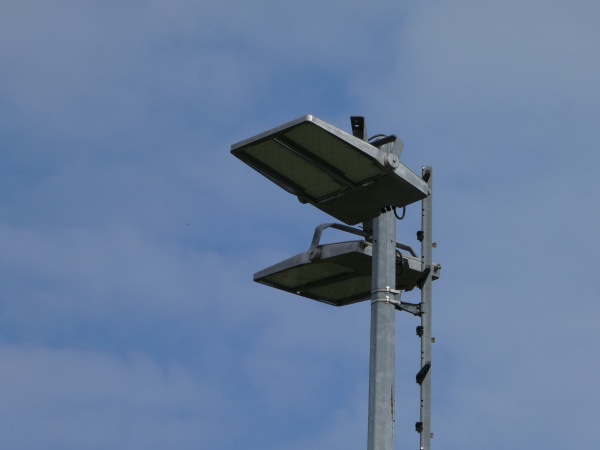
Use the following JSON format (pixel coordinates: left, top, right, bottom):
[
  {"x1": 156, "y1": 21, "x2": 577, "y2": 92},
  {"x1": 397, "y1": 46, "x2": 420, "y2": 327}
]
[
  {"x1": 371, "y1": 287, "x2": 423, "y2": 316},
  {"x1": 371, "y1": 286, "x2": 402, "y2": 308}
]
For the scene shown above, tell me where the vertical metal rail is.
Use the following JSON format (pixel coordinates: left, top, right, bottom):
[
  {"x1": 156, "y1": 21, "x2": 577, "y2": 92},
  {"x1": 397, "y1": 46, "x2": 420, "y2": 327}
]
[
  {"x1": 368, "y1": 208, "x2": 397, "y2": 450},
  {"x1": 418, "y1": 166, "x2": 433, "y2": 450}
]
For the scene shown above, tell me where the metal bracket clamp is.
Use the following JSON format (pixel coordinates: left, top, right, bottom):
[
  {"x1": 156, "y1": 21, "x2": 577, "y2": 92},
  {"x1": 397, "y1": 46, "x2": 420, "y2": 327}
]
[
  {"x1": 416, "y1": 361, "x2": 431, "y2": 385},
  {"x1": 398, "y1": 301, "x2": 423, "y2": 317},
  {"x1": 371, "y1": 287, "x2": 422, "y2": 316},
  {"x1": 370, "y1": 286, "x2": 402, "y2": 307}
]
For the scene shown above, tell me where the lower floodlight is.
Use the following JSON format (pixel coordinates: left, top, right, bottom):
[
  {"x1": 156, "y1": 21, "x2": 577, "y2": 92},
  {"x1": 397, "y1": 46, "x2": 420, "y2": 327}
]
[
  {"x1": 254, "y1": 240, "x2": 440, "y2": 307},
  {"x1": 231, "y1": 115, "x2": 429, "y2": 225}
]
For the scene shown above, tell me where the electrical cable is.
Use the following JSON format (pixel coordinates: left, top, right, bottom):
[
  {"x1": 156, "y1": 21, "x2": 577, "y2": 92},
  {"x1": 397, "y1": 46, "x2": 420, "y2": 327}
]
[
  {"x1": 368, "y1": 134, "x2": 386, "y2": 142},
  {"x1": 393, "y1": 206, "x2": 406, "y2": 220}
]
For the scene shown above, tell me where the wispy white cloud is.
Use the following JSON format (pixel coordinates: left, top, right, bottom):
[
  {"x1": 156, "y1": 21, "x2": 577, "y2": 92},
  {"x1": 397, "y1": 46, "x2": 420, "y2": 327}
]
[{"x1": 0, "y1": 342, "x2": 237, "y2": 449}]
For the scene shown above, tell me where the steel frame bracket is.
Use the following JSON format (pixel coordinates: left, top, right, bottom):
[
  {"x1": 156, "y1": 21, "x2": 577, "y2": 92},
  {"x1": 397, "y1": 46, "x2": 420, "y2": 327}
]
[{"x1": 397, "y1": 301, "x2": 423, "y2": 316}]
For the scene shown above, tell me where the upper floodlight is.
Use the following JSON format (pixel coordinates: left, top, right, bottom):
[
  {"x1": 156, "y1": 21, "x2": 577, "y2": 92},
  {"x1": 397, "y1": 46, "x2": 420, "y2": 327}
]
[{"x1": 231, "y1": 115, "x2": 429, "y2": 225}]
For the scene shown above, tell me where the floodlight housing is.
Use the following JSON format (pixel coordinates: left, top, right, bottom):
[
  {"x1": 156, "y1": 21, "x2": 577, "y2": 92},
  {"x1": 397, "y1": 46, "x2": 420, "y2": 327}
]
[
  {"x1": 231, "y1": 115, "x2": 429, "y2": 225},
  {"x1": 254, "y1": 240, "x2": 440, "y2": 307}
]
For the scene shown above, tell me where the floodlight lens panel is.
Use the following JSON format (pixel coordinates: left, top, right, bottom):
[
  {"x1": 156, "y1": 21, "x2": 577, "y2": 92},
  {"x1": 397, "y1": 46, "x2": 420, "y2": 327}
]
[
  {"x1": 305, "y1": 275, "x2": 371, "y2": 303},
  {"x1": 260, "y1": 261, "x2": 354, "y2": 292},
  {"x1": 284, "y1": 124, "x2": 383, "y2": 184},
  {"x1": 243, "y1": 140, "x2": 346, "y2": 199}
]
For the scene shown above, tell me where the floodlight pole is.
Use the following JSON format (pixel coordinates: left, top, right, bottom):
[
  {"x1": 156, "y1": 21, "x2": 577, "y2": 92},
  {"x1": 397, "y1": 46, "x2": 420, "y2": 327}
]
[
  {"x1": 363, "y1": 118, "x2": 400, "y2": 450},
  {"x1": 367, "y1": 207, "x2": 397, "y2": 450},
  {"x1": 355, "y1": 116, "x2": 398, "y2": 450}
]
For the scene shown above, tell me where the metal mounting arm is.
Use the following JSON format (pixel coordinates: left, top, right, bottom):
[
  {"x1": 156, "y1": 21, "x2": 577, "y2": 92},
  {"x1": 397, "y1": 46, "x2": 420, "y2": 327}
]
[
  {"x1": 308, "y1": 223, "x2": 371, "y2": 261},
  {"x1": 308, "y1": 222, "x2": 417, "y2": 261}
]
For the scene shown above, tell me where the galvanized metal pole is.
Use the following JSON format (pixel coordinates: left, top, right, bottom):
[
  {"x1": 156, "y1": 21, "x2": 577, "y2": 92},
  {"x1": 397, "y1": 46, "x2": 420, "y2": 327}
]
[
  {"x1": 419, "y1": 167, "x2": 433, "y2": 450},
  {"x1": 367, "y1": 207, "x2": 397, "y2": 450}
]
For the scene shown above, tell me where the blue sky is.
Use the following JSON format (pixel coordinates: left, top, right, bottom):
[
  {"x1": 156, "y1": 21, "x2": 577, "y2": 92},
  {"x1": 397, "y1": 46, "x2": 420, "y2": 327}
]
[{"x1": 1, "y1": 1, "x2": 599, "y2": 449}]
